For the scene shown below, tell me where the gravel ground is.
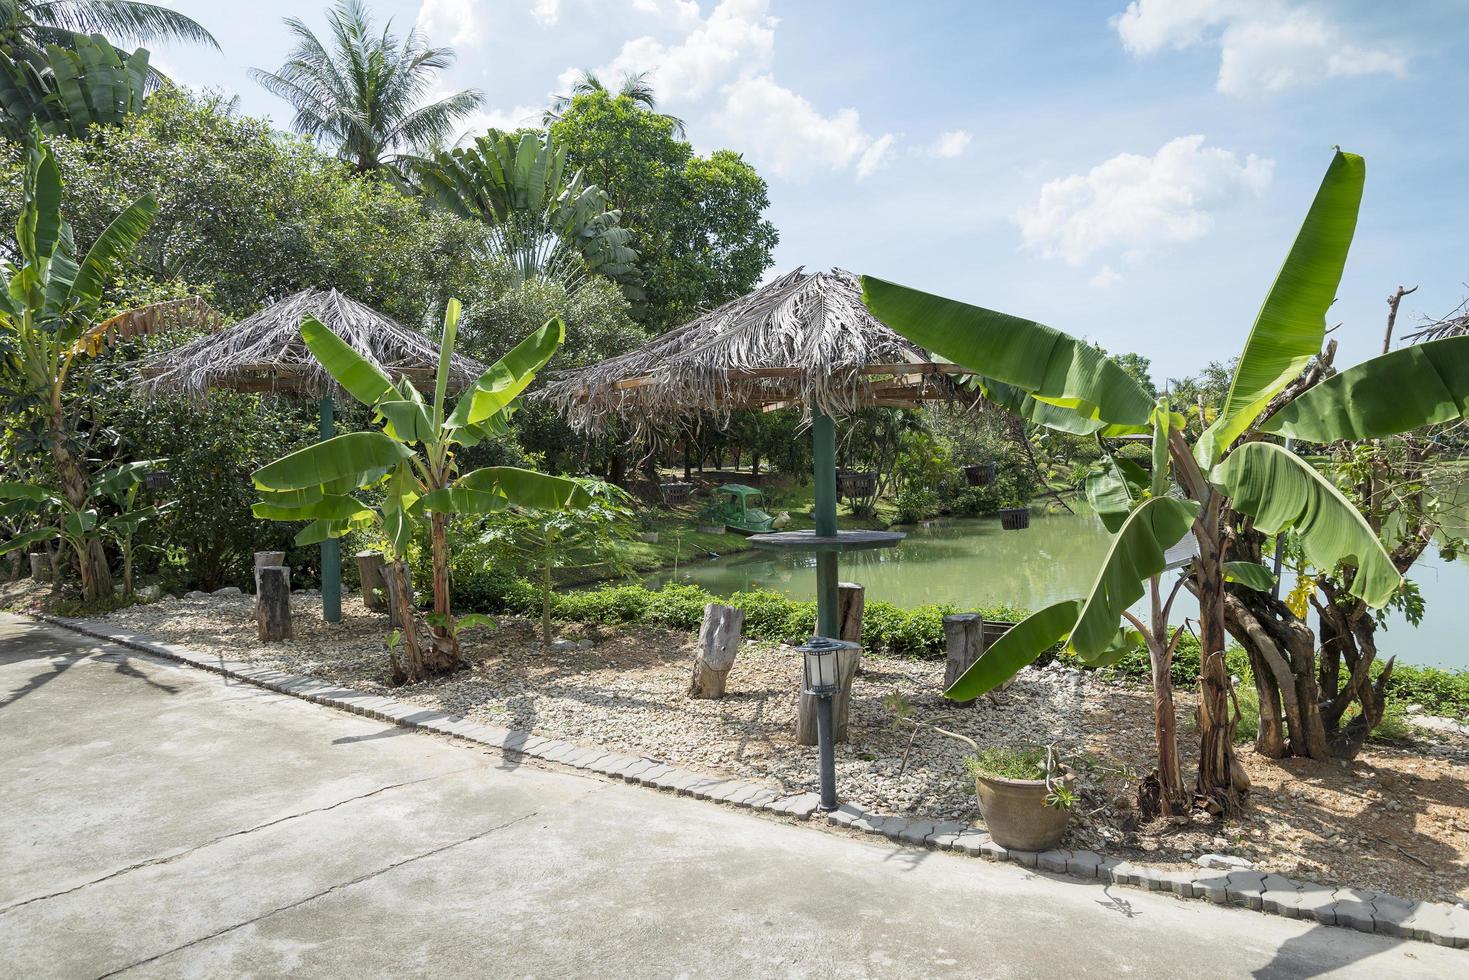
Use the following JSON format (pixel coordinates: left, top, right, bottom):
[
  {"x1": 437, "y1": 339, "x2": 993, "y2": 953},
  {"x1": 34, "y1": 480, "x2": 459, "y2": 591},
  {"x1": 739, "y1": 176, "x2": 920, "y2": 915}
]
[{"x1": 40, "y1": 587, "x2": 1469, "y2": 905}]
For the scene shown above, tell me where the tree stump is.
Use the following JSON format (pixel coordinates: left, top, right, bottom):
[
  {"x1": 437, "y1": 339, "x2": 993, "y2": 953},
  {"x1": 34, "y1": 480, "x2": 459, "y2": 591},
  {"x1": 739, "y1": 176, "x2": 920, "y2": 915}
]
[
  {"x1": 942, "y1": 613, "x2": 989, "y2": 707},
  {"x1": 837, "y1": 582, "x2": 865, "y2": 673},
  {"x1": 29, "y1": 552, "x2": 49, "y2": 582},
  {"x1": 355, "y1": 550, "x2": 388, "y2": 612},
  {"x1": 796, "y1": 645, "x2": 860, "y2": 745},
  {"x1": 253, "y1": 551, "x2": 287, "y2": 615},
  {"x1": 256, "y1": 566, "x2": 292, "y2": 641},
  {"x1": 689, "y1": 603, "x2": 743, "y2": 698},
  {"x1": 381, "y1": 563, "x2": 415, "y2": 629}
]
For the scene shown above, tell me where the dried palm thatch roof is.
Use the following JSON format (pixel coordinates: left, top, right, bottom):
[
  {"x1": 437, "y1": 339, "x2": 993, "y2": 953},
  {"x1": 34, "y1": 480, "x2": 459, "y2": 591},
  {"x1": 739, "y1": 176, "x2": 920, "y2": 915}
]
[
  {"x1": 138, "y1": 288, "x2": 485, "y2": 397},
  {"x1": 539, "y1": 268, "x2": 969, "y2": 432}
]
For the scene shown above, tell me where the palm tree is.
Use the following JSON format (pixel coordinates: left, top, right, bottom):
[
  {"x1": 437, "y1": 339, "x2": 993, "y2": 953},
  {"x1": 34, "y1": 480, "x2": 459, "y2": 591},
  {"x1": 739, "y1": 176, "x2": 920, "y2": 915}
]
[
  {"x1": 544, "y1": 69, "x2": 685, "y2": 138},
  {"x1": 0, "y1": 0, "x2": 216, "y2": 54},
  {"x1": 250, "y1": 0, "x2": 483, "y2": 175}
]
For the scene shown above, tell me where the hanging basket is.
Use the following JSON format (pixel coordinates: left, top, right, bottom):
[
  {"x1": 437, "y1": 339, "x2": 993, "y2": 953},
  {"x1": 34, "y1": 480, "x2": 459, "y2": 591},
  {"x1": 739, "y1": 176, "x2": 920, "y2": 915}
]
[
  {"x1": 659, "y1": 481, "x2": 693, "y2": 506},
  {"x1": 963, "y1": 462, "x2": 997, "y2": 487},
  {"x1": 836, "y1": 469, "x2": 877, "y2": 499},
  {"x1": 998, "y1": 507, "x2": 1030, "y2": 530}
]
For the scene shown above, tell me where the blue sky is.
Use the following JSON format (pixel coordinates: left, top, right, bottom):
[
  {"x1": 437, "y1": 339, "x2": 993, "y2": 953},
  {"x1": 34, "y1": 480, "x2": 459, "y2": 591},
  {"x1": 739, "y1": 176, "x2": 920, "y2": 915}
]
[{"x1": 152, "y1": 0, "x2": 1469, "y2": 381}]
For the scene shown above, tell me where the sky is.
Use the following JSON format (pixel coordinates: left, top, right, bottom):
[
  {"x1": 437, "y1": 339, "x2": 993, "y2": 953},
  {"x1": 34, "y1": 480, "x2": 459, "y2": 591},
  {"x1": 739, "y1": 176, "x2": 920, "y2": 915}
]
[{"x1": 150, "y1": 0, "x2": 1469, "y2": 382}]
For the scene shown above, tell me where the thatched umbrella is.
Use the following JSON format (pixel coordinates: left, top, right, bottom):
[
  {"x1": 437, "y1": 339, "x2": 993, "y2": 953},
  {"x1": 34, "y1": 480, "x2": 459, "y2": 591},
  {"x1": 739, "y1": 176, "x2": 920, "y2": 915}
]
[
  {"x1": 139, "y1": 288, "x2": 486, "y2": 621},
  {"x1": 540, "y1": 268, "x2": 972, "y2": 638}
]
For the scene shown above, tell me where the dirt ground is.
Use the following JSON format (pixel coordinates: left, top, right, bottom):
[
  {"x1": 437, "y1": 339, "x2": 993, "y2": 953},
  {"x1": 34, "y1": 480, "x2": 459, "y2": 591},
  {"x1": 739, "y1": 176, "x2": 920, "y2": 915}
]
[{"x1": 10, "y1": 579, "x2": 1467, "y2": 905}]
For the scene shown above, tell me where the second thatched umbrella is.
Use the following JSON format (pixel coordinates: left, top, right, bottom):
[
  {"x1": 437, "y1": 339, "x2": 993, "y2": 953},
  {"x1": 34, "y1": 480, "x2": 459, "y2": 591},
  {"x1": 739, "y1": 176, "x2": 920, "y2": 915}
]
[
  {"x1": 540, "y1": 267, "x2": 972, "y2": 639},
  {"x1": 139, "y1": 288, "x2": 486, "y2": 621}
]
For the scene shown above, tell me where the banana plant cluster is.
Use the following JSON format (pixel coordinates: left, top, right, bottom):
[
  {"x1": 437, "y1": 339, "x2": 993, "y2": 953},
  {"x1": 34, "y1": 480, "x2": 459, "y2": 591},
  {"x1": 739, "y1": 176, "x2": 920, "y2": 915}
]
[
  {"x1": 250, "y1": 299, "x2": 590, "y2": 680},
  {"x1": 414, "y1": 131, "x2": 641, "y2": 297},
  {"x1": 0, "y1": 459, "x2": 171, "y2": 596},
  {"x1": 0, "y1": 34, "x2": 150, "y2": 140},
  {"x1": 0, "y1": 127, "x2": 157, "y2": 599},
  {"x1": 863, "y1": 148, "x2": 1469, "y2": 806}
]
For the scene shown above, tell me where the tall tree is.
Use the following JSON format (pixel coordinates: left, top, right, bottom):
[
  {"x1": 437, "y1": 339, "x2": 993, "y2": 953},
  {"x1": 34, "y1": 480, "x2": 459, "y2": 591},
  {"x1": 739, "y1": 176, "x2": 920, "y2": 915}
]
[
  {"x1": 545, "y1": 69, "x2": 685, "y2": 137},
  {"x1": 251, "y1": 0, "x2": 483, "y2": 175},
  {"x1": 0, "y1": 0, "x2": 215, "y2": 58},
  {"x1": 550, "y1": 89, "x2": 777, "y2": 331}
]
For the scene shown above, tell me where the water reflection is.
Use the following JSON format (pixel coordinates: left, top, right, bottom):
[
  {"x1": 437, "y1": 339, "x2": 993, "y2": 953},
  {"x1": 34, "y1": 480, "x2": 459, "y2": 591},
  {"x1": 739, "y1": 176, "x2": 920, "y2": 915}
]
[{"x1": 643, "y1": 509, "x2": 1467, "y2": 670}]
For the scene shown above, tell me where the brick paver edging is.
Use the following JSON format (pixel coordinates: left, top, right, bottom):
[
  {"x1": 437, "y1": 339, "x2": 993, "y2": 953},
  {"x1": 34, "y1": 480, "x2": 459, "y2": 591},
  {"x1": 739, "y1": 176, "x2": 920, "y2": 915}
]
[{"x1": 37, "y1": 612, "x2": 1469, "y2": 950}]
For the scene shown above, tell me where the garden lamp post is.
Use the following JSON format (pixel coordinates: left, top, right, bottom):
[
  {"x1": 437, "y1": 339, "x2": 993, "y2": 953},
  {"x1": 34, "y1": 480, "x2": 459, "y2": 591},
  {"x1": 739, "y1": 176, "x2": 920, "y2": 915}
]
[{"x1": 800, "y1": 635, "x2": 857, "y2": 811}]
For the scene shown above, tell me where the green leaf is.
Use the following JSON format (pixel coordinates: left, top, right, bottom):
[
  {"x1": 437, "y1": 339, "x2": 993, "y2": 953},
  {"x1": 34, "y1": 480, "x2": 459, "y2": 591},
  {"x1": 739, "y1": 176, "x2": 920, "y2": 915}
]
[
  {"x1": 91, "y1": 459, "x2": 163, "y2": 499},
  {"x1": 0, "y1": 527, "x2": 59, "y2": 555},
  {"x1": 1085, "y1": 458, "x2": 1138, "y2": 534},
  {"x1": 457, "y1": 466, "x2": 592, "y2": 510},
  {"x1": 1200, "y1": 149, "x2": 1366, "y2": 466},
  {"x1": 1074, "y1": 627, "x2": 1145, "y2": 668},
  {"x1": 68, "y1": 193, "x2": 156, "y2": 313},
  {"x1": 432, "y1": 298, "x2": 460, "y2": 429},
  {"x1": 446, "y1": 317, "x2": 564, "y2": 432},
  {"x1": 253, "y1": 432, "x2": 414, "y2": 492},
  {"x1": 976, "y1": 376, "x2": 1109, "y2": 436},
  {"x1": 1224, "y1": 561, "x2": 1277, "y2": 592},
  {"x1": 376, "y1": 399, "x2": 435, "y2": 443},
  {"x1": 861, "y1": 276, "x2": 1153, "y2": 427},
  {"x1": 455, "y1": 613, "x2": 497, "y2": 632},
  {"x1": 1261, "y1": 336, "x2": 1469, "y2": 441},
  {"x1": 294, "y1": 519, "x2": 347, "y2": 546},
  {"x1": 0, "y1": 481, "x2": 57, "y2": 503},
  {"x1": 411, "y1": 487, "x2": 511, "y2": 516},
  {"x1": 1212, "y1": 441, "x2": 1400, "y2": 607},
  {"x1": 301, "y1": 315, "x2": 394, "y2": 406},
  {"x1": 380, "y1": 461, "x2": 418, "y2": 559},
  {"x1": 62, "y1": 508, "x2": 97, "y2": 536},
  {"x1": 252, "y1": 494, "x2": 373, "y2": 522},
  {"x1": 1150, "y1": 401, "x2": 1171, "y2": 497},
  {"x1": 943, "y1": 599, "x2": 1081, "y2": 701},
  {"x1": 1071, "y1": 497, "x2": 1200, "y2": 658}
]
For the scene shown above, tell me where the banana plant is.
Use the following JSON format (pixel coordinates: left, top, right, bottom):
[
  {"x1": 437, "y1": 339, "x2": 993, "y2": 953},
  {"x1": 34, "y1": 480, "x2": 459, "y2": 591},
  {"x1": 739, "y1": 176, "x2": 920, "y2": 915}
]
[
  {"x1": 0, "y1": 459, "x2": 169, "y2": 597},
  {"x1": 0, "y1": 34, "x2": 150, "y2": 139},
  {"x1": 0, "y1": 126, "x2": 157, "y2": 600},
  {"x1": 863, "y1": 148, "x2": 1469, "y2": 813},
  {"x1": 250, "y1": 300, "x2": 591, "y2": 683}
]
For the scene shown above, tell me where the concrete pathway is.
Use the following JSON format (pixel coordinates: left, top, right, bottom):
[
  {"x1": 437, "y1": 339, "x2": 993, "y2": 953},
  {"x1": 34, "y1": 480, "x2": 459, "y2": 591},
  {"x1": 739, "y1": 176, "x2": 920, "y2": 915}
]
[{"x1": 0, "y1": 614, "x2": 1458, "y2": 978}]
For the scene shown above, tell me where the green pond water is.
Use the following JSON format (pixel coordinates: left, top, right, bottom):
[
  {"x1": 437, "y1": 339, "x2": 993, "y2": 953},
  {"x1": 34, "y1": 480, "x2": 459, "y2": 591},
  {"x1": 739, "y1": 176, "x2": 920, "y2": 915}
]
[{"x1": 643, "y1": 509, "x2": 1469, "y2": 671}]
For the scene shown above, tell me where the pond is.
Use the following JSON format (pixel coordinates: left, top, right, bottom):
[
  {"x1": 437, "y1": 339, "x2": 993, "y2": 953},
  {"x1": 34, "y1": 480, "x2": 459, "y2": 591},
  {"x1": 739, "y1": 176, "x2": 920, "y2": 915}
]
[{"x1": 644, "y1": 508, "x2": 1469, "y2": 671}]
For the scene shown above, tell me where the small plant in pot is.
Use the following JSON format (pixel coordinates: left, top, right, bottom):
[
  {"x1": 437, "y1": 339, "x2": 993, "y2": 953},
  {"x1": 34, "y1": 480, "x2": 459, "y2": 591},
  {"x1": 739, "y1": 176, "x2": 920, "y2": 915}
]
[
  {"x1": 997, "y1": 492, "x2": 1031, "y2": 531},
  {"x1": 886, "y1": 693, "x2": 1073, "y2": 851}
]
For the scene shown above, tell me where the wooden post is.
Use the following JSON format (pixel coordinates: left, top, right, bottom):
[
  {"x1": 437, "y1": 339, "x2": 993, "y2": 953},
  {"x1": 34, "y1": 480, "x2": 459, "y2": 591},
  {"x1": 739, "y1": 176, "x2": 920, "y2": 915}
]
[
  {"x1": 837, "y1": 582, "x2": 864, "y2": 672},
  {"x1": 253, "y1": 551, "x2": 285, "y2": 615},
  {"x1": 942, "y1": 613, "x2": 988, "y2": 707},
  {"x1": 356, "y1": 550, "x2": 388, "y2": 612},
  {"x1": 29, "y1": 553, "x2": 49, "y2": 582},
  {"x1": 796, "y1": 644, "x2": 860, "y2": 745},
  {"x1": 689, "y1": 603, "x2": 743, "y2": 698},
  {"x1": 256, "y1": 566, "x2": 292, "y2": 641}
]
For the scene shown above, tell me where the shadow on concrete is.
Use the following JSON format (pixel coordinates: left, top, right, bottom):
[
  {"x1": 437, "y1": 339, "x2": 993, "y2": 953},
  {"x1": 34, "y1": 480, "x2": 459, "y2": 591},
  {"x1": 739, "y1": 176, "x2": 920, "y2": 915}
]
[
  {"x1": 1251, "y1": 923, "x2": 1401, "y2": 979},
  {"x1": 333, "y1": 727, "x2": 410, "y2": 745},
  {"x1": 0, "y1": 656, "x2": 76, "y2": 711}
]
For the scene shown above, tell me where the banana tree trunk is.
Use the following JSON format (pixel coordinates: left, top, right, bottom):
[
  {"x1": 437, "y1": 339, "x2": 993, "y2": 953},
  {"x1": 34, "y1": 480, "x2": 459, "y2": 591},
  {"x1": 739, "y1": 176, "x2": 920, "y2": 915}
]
[
  {"x1": 1145, "y1": 635, "x2": 1187, "y2": 817},
  {"x1": 54, "y1": 441, "x2": 112, "y2": 601},
  {"x1": 1192, "y1": 509, "x2": 1241, "y2": 814},
  {"x1": 428, "y1": 511, "x2": 460, "y2": 664}
]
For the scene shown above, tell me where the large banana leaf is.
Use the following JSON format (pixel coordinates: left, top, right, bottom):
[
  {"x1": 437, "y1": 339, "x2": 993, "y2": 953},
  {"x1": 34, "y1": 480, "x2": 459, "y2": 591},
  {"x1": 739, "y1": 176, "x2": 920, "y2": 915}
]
[
  {"x1": 412, "y1": 487, "x2": 512, "y2": 516},
  {"x1": 943, "y1": 599, "x2": 1081, "y2": 701},
  {"x1": 1212, "y1": 441, "x2": 1400, "y2": 606},
  {"x1": 253, "y1": 432, "x2": 414, "y2": 492},
  {"x1": 67, "y1": 192, "x2": 156, "y2": 314},
  {"x1": 300, "y1": 315, "x2": 394, "y2": 406},
  {"x1": 251, "y1": 494, "x2": 374, "y2": 522},
  {"x1": 1071, "y1": 496, "x2": 1200, "y2": 657},
  {"x1": 1085, "y1": 458, "x2": 1138, "y2": 533},
  {"x1": 1261, "y1": 336, "x2": 1469, "y2": 441},
  {"x1": 0, "y1": 481, "x2": 59, "y2": 503},
  {"x1": 447, "y1": 317, "x2": 564, "y2": 432},
  {"x1": 1225, "y1": 561, "x2": 1277, "y2": 592},
  {"x1": 861, "y1": 277, "x2": 1153, "y2": 427},
  {"x1": 1200, "y1": 150, "x2": 1365, "y2": 466},
  {"x1": 457, "y1": 466, "x2": 591, "y2": 510},
  {"x1": 0, "y1": 527, "x2": 59, "y2": 555},
  {"x1": 380, "y1": 461, "x2": 418, "y2": 558},
  {"x1": 976, "y1": 376, "x2": 1108, "y2": 435}
]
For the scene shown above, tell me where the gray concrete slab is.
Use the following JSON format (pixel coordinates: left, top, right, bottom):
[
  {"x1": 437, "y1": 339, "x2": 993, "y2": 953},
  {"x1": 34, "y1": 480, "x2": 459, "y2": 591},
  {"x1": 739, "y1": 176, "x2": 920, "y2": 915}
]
[{"x1": 0, "y1": 614, "x2": 1458, "y2": 978}]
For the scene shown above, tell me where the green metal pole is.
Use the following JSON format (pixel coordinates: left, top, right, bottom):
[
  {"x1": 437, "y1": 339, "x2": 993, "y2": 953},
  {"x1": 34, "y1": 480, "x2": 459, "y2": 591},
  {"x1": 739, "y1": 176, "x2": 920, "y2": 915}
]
[
  {"x1": 320, "y1": 394, "x2": 342, "y2": 623},
  {"x1": 812, "y1": 410, "x2": 839, "y2": 637}
]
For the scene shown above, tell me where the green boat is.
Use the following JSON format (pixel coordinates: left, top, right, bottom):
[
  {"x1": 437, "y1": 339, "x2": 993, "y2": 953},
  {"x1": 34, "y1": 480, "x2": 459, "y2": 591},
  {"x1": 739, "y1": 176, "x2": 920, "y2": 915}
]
[{"x1": 705, "y1": 484, "x2": 776, "y2": 534}]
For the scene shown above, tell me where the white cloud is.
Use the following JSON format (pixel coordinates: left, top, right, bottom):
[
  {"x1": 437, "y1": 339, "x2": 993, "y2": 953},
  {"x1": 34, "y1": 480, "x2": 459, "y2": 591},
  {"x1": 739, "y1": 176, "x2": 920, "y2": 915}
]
[
  {"x1": 454, "y1": 104, "x2": 543, "y2": 141},
  {"x1": 567, "y1": 0, "x2": 890, "y2": 180},
  {"x1": 1113, "y1": 0, "x2": 1404, "y2": 95},
  {"x1": 925, "y1": 129, "x2": 972, "y2": 159},
  {"x1": 1017, "y1": 135, "x2": 1273, "y2": 266},
  {"x1": 416, "y1": 0, "x2": 481, "y2": 47},
  {"x1": 717, "y1": 75, "x2": 893, "y2": 180},
  {"x1": 1090, "y1": 265, "x2": 1123, "y2": 289},
  {"x1": 531, "y1": 0, "x2": 560, "y2": 27}
]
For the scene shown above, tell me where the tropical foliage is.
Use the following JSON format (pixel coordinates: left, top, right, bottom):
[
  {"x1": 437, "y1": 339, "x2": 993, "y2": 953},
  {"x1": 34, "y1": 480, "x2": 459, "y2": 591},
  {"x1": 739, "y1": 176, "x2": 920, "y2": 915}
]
[
  {"x1": 0, "y1": 32, "x2": 149, "y2": 138},
  {"x1": 250, "y1": 0, "x2": 483, "y2": 175},
  {"x1": 251, "y1": 302, "x2": 590, "y2": 680},
  {"x1": 863, "y1": 148, "x2": 1469, "y2": 813}
]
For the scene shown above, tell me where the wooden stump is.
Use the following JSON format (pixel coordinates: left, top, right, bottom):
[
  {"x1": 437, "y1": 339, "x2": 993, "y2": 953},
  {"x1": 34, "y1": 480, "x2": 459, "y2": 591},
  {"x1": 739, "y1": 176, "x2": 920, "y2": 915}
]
[
  {"x1": 29, "y1": 553, "x2": 49, "y2": 582},
  {"x1": 253, "y1": 551, "x2": 287, "y2": 615},
  {"x1": 689, "y1": 603, "x2": 743, "y2": 698},
  {"x1": 381, "y1": 563, "x2": 415, "y2": 628},
  {"x1": 796, "y1": 645, "x2": 860, "y2": 745},
  {"x1": 256, "y1": 566, "x2": 292, "y2": 641},
  {"x1": 812, "y1": 582, "x2": 865, "y2": 671},
  {"x1": 355, "y1": 550, "x2": 388, "y2": 612},
  {"x1": 942, "y1": 613, "x2": 989, "y2": 706}
]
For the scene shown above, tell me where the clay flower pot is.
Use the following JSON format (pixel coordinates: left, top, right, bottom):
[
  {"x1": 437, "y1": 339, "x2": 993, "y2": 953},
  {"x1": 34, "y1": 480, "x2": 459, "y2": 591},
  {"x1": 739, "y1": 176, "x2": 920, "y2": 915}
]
[{"x1": 974, "y1": 771, "x2": 1073, "y2": 851}]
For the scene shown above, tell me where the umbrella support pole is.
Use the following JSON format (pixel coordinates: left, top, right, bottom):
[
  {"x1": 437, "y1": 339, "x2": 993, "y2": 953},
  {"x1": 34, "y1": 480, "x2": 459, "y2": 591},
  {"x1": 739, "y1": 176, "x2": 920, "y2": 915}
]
[
  {"x1": 320, "y1": 394, "x2": 342, "y2": 623},
  {"x1": 812, "y1": 410, "x2": 839, "y2": 637}
]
